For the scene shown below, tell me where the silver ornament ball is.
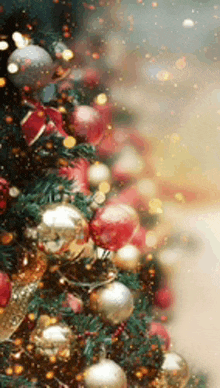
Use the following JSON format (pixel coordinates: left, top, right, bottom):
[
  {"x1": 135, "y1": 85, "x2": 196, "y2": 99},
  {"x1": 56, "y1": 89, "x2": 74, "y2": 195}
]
[
  {"x1": 84, "y1": 359, "x2": 127, "y2": 388},
  {"x1": 7, "y1": 45, "x2": 53, "y2": 89},
  {"x1": 90, "y1": 281, "x2": 134, "y2": 325},
  {"x1": 37, "y1": 203, "x2": 89, "y2": 257}
]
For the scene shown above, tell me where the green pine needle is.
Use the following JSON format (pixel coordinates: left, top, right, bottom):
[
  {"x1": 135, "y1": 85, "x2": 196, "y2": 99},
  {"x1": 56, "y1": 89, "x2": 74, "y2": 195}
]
[
  {"x1": 117, "y1": 271, "x2": 141, "y2": 290},
  {"x1": 0, "y1": 245, "x2": 18, "y2": 274}
]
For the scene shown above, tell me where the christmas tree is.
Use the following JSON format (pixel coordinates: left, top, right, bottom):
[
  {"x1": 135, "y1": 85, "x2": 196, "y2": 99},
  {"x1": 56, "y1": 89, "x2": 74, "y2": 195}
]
[{"x1": 0, "y1": 2, "x2": 207, "y2": 388}]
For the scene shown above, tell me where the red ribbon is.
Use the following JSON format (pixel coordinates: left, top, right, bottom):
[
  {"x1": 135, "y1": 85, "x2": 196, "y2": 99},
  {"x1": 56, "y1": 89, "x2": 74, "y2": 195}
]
[{"x1": 21, "y1": 98, "x2": 67, "y2": 145}]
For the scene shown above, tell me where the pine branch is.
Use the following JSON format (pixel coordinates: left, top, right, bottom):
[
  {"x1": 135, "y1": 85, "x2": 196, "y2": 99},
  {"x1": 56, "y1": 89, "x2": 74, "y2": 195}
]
[{"x1": 0, "y1": 245, "x2": 18, "y2": 274}]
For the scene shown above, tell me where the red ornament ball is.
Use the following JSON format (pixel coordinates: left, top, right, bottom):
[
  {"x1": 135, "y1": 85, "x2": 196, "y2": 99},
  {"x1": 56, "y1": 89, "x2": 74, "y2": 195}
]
[
  {"x1": 154, "y1": 286, "x2": 174, "y2": 310},
  {"x1": 90, "y1": 203, "x2": 140, "y2": 251},
  {"x1": 148, "y1": 321, "x2": 170, "y2": 350},
  {"x1": 68, "y1": 106, "x2": 104, "y2": 145},
  {"x1": 0, "y1": 177, "x2": 9, "y2": 215},
  {"x1": 0, "y1": 272, "x2": 12, "y2": 307}
]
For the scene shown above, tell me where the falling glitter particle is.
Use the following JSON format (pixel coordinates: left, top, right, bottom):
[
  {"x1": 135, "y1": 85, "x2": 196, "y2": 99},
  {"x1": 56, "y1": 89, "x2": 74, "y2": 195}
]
[
  {"x1": 157, "y1": 70, "x2": 173, "y2": 81},
  {"x1": 175, "y1": 56, "x2": 187, "y2": 69},
  {"x1": 0, "y1": 41, "x2": 8, "y2": 50},
  {"x1": 182, "y1": 18, "x2": 195, "y2": 28}
]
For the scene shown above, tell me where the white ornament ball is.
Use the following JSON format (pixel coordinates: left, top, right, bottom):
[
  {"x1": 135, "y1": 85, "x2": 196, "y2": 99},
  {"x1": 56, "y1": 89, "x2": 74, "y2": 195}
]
[
  {"x1": 113, "y1": 244, "x2": 141, "y2": 272},
  {"x1": 88, "y1": 163, "x2": 111, "y2": 187},
  {"x1": 7, "y1": 45, "x2": 53, "y2": 89},
  {"x1": 37, "y1": 203, "x2": 89, "y2": 257},
  {"x1": 90, "y1": 281, "x2": 134, "y2": 324},
  {"x1": 84, "y1": 359, "x2": 127, "y2": 388}
]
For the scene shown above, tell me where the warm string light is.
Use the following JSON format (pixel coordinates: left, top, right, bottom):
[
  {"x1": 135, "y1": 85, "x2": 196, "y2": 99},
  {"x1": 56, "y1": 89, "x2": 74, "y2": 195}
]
[
  {"x1": 0, "y1": 78, "x2": 6, "y2": 87},
  {"x1": 62, "y1": 49, "x2": 74, "y2": 61},
  {"x1": 12, "y1": 31, "x2": 30, "y2": 49},
  {"x1": 0, "y1": 41, "x2": 8, "y2": 50},
  {"x1": 7, "y1": 63, "x2": 19, "y2": 74},
  {"x1": 63, "y1": 136, "x2": 76, "y2": 148},
  {"x1": 95, "y1": 93, "x2": 108, "y2": 106},
  {"x1": 98, "y1": 181, "x2": 111, "y2": 193}
]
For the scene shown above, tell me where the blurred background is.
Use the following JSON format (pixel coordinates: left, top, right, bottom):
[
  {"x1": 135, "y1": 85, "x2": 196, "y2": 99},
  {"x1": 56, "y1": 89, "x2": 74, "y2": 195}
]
[{"x1": 82, "y1": 1, "x2": 220, "y2": 387}]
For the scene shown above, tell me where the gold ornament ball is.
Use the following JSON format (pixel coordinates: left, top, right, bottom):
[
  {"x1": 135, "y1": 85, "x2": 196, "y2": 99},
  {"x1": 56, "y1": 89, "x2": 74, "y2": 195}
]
[
  {"x1": 158, "y1": 351, "x2": 190, "y2": 388},
  {"x1": 90, "y1": 281, "x2": 134, "y2": 325},
  {"x1": 37, "y1": 203, "x2": 89, "y2": 257},
  {"x1": 30, "y1": 315, "x2": 75, "y2": 359},
  {"x1": 113, "y1": 244, "x2": 141, "y2": 272},
  {"x1": 88, "y1": 163, "x2": 111, "y2": 187},
  {"x1": 84, "y1": 359, "x2": 127, "y2": 388}
]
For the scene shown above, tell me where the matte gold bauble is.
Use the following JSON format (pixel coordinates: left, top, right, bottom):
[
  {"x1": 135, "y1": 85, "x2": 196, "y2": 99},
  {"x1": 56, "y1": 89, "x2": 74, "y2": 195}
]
[
  {"x1": 90, "y1": 281, "x2": 134, "y2": 325},
  {"x1": 30, "y1": 315, "x2": 75, "y2": 359},
  {"x1": 84, "y1": 359, "x2": 127, "y2": 388},
  {"x1": 37, "y1": 203, "x2": 89, "y2": 257},
  {"x1": 113, "y1": 244, "x2": 141, "y2": 272},
  {"x1": 156, "y1": 351, "x2": 189, "y2": 388}
]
